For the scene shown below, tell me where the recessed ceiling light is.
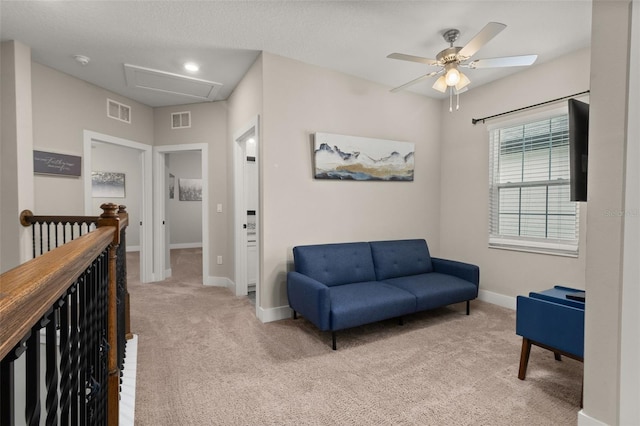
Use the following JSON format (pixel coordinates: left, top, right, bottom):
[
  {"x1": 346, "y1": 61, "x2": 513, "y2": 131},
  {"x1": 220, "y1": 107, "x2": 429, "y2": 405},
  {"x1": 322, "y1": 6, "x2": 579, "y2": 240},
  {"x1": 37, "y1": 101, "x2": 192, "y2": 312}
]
[{"x1": 184, "y1": 62, "x2": 199, "y2": 72}]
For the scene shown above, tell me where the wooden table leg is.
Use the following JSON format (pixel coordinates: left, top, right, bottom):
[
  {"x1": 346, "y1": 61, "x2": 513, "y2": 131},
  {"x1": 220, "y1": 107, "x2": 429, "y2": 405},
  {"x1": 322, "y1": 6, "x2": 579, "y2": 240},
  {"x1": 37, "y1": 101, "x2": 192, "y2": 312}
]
[{"x1": 518, "y1": 337, "x2": 532, "y2": 380}]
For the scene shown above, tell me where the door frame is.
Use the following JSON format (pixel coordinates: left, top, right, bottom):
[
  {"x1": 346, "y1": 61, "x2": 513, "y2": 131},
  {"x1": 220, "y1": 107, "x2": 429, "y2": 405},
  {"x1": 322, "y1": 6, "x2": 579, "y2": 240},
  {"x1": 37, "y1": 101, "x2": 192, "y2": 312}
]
[
  {"x1": 233, "y1": 115, "x2": 260, "y2": 314},
  {"x1": 82, "y1": 130, "x2": 153, "y2": 283},
  {"x1": 153, "y1": 144, "x2": 209, "y2": 284}
]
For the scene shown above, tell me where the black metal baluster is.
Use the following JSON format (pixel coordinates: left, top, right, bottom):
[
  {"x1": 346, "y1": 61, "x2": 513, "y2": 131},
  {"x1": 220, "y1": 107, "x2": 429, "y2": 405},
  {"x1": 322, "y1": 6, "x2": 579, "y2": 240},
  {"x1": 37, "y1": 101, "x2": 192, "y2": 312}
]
[
  {"x1": 1, "y1": 337, "x2": 28, "y2": 426},
  {"x1": 31, "y1": 223, "x2": 36, "y2": 259},
  {"x1": 70, "y1": 280, "x2": 80, "y2": 426},
  {"x1": 0, "y1": 357, "x2": 15, "y2": 426},
  {"x1": 78, "y1": 271, "x2": 88, "y2": 426},
  {"x1": 86, "y1": 261, "x2": 98, "y2": 425},
  {"x1": 63, "y1": 222, "x2": 68, "y2": 245},
  {"x1": 46, "y1": 221, "x2": 52, "y2": 253},
  {"x1": 45, "y1": 308, "x2": 59, "y2": 425},
  {"x1": 59, "y1": 289, "x2": 72, "y2": 426},
  {"x1": 26, "y1": 318, "x2": 46, "y2": 426},
  {"x1": 38, "y1": 222, "x2": 44, "y2": 257},
  {"x1": 98, "y1": 252, "x2": 108, "y2": 426}
]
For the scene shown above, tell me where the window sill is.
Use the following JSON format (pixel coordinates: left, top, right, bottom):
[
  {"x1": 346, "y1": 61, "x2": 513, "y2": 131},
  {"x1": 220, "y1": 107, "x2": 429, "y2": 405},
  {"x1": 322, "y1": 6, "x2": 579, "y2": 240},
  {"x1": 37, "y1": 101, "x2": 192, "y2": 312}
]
[{"x1": 488, "y1": 238, "x2": 579, "y2": 258}]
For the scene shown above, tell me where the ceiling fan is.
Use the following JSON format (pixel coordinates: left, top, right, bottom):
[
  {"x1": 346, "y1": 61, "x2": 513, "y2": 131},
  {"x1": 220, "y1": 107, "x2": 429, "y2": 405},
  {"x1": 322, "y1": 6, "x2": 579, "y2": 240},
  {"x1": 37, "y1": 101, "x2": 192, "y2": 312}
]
[{"x1": 387, "y1": 22, "x2": 537, "y2": 110}]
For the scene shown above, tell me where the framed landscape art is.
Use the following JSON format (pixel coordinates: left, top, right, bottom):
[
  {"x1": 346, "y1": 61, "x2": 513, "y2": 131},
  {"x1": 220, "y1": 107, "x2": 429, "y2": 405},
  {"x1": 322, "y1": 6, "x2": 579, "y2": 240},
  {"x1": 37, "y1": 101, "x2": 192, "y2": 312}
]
[{"x1": 313, "y1": 133, "x2": 415, "y2": 181}]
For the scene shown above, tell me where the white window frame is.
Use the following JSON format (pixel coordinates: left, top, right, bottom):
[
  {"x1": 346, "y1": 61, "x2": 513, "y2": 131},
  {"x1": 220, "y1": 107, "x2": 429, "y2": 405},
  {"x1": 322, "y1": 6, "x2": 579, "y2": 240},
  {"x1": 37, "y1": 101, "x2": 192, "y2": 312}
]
[{"x1": 488, "y1": 107, "x2": 579, "y2": 257}]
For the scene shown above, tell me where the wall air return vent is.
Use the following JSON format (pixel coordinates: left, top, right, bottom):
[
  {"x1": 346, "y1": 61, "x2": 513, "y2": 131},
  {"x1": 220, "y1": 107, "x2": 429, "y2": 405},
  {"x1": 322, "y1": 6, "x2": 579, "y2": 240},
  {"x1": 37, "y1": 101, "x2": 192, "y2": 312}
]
[
  {"x1": 171, "y1": 111, "x2": 191, "y2": 129},
  {"x1": 107, "y1": 99, "x2": 131, "y2": 123},
  {"x1": 124, "y1": 64, "x2": 222, "y2": 102}
]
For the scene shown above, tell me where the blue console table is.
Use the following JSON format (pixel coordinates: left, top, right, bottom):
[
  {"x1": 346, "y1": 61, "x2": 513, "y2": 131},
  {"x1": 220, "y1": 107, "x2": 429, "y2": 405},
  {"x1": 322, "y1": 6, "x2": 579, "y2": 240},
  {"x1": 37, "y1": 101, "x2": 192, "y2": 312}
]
[{"x1": 516, "y1": 286, "x2": 585, "y2": 381}]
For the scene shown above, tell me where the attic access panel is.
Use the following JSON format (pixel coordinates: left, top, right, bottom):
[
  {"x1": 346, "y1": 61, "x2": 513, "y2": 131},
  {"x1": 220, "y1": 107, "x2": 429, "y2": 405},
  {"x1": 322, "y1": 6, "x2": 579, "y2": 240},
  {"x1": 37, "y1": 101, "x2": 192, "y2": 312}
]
[{"x1": 124, "y1": 64, "x2": 222, "y2": 101}]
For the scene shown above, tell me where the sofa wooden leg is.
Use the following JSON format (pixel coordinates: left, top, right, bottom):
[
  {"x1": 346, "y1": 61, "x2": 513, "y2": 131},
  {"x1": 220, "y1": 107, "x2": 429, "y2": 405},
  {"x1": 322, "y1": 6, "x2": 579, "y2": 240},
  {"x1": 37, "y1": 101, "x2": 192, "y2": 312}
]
[
  {"x1": 466, "y1": 300, "x2": 470, "y2": 315},
  {"x1": 518, "y1": 337, "x2": 532, "y2": 380},
  {"x1": 554, "y1": 352, "x2": 562, "y2": 361},
  {"x1": 293, "y1": 310, "x2": 297, "y2": 320},
  {"x1": 398, "y1": 317, "x2": 404, "y2": 326},
  {"x1": 332, "y1": 332, "x2": 337, "y2": 351}
]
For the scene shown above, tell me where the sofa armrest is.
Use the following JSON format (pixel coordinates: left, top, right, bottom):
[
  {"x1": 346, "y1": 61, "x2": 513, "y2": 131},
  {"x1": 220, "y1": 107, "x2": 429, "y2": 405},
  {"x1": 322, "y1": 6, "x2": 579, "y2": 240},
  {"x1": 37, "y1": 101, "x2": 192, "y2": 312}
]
[
  {"x1": 431, "y1": 258, "x2": 479, "y2": 286},
  {"x1": 286, "y1": 271, "x2": 331, "y2": 331}
]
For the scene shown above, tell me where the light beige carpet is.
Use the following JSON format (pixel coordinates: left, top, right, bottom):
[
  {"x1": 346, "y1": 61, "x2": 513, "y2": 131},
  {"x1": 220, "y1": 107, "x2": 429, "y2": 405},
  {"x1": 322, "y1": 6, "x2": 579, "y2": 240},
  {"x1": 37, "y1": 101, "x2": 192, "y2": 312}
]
[{"x1": 128, "y1": 250, "x2": 582, "y2": 425}]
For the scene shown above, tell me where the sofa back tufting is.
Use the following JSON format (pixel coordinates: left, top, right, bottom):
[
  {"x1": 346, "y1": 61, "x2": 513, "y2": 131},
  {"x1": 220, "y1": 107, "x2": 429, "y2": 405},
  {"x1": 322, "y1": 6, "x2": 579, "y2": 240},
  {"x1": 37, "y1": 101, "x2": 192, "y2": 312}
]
[
  {"x1": 370, "y1": 239, "x2": 434, "y2": 280},
  {"x1": 293, "y1": 242, "x2": 376, "y2": 287}
]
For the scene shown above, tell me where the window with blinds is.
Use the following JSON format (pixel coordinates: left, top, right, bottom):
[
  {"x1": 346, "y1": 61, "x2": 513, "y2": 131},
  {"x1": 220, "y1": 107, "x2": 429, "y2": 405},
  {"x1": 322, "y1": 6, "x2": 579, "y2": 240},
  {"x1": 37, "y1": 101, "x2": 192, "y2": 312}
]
[{"x1": 488, "y1": 113, "x2": 579, "y2": 256}]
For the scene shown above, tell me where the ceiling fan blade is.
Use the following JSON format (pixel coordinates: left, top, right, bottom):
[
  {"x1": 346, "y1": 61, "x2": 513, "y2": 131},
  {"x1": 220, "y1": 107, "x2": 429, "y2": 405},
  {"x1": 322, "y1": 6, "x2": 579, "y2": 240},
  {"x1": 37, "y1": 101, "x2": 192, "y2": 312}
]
[
  {"x1": 387, "y1": 53, "x2": 439, "y2": 66},
  {"x1": 468, "y1": 54, "x2": 538, "y2": 69},
  {"x1": 390, "y1": 71, "x2": 440, "y2": 93},
  {"x1": 457, "y1": 22, "x2": 507, "y2": 59}
]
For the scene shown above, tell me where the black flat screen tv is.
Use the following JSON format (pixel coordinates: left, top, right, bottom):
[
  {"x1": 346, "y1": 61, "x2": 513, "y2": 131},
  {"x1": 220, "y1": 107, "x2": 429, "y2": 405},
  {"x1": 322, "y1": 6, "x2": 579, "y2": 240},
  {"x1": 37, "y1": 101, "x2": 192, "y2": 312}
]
[{"x1": 568, "y1": 99, "x2": 590, "y2": 202}]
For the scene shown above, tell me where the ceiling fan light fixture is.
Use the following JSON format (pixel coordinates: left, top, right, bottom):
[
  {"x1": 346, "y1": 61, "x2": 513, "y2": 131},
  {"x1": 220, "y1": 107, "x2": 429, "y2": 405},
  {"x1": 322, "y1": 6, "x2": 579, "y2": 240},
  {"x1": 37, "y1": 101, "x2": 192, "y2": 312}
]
[
  {"x1": 455, "y1": 72, "x2": 471, "y2": 91},
  {"x1": 432, "y1": 75, "x2": 448, "y2": 93},
  {"x1": 444, "y1": 64, "x2": 460, "y2": 86}
]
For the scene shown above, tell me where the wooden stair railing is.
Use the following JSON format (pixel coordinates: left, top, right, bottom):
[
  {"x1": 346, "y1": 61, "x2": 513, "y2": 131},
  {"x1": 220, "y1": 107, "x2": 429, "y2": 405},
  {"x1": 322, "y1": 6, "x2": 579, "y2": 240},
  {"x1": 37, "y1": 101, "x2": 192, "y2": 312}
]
[{"x1": 1, "y1": 203, "x2": 128, "y2": 425}]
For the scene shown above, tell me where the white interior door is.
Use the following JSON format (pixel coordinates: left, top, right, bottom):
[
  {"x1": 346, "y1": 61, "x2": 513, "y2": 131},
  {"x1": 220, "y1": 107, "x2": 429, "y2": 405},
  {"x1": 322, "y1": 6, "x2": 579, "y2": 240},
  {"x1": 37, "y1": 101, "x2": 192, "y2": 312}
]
[{"x1": 233, "y1": 116, "x2": 260, "y2": 311}]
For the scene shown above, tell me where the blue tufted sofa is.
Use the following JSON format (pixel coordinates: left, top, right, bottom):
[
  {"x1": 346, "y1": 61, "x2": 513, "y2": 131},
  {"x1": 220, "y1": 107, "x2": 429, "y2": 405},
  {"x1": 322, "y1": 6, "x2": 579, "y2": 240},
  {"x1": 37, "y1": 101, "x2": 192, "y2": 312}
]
[{"x1": 286, "y1": 239, "x2": 479, "y2": 349}]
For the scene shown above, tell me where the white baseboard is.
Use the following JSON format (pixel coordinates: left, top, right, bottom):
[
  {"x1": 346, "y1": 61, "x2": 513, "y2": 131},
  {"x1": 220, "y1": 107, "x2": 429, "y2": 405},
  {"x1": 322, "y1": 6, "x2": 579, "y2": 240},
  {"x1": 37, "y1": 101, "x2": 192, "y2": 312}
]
[
  {"x1": 170, "y1": 242, "x2": 202, "y2": 249},
  {"x1": 577, "y1": 410, "x2": 608, "y2": 426},
  {"x1": 205, "y1": 276, "x2": 233, "y2": 288},
  {"x1": 257, "y1": 305, "x2": 293, "y2": 323},
  {"x1": 478, "y1": 289, "x2": 517, "y2": 310},
  {"x1": 126, "y1": 245, "x2": 140, "y2": 252},
  {"x1": 164, "y1": 268, "x2": 172, "y2": 279}
]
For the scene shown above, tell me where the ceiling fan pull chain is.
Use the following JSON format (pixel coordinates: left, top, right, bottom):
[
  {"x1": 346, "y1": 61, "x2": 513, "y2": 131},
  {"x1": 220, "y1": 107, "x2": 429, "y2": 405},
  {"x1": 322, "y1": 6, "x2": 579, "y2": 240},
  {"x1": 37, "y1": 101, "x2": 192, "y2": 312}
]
[
  {"x1": 456, "y1": 91, "x2": 460, "y2": 111},
  {"x1": 449, "y1": 87, "x2": 453, "y2": 112}
]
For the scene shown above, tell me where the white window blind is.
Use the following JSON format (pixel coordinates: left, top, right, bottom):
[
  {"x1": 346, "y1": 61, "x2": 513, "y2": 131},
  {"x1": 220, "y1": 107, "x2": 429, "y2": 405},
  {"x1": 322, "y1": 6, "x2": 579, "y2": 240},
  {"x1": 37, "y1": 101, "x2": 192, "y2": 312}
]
[{"x1": 488, "y1": 114, "x2": 579, "y2": 256}]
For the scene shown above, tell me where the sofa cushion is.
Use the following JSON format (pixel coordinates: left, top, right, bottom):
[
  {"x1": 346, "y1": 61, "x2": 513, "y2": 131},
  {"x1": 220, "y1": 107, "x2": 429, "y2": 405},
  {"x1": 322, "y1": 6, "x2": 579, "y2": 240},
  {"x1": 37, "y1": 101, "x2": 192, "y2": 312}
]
[
  {"x1": 329, "y1": 281, "x2": 416, "y2": 330},
  {"x1": 370, "y1": 239, "x2": 433, "y2": 280},
  {"x1": 293, "y1": 242, "x2": 376, "y2": 287},
  {"x1": 383, "y1": 273, "x2": 478, "y2": 311}
]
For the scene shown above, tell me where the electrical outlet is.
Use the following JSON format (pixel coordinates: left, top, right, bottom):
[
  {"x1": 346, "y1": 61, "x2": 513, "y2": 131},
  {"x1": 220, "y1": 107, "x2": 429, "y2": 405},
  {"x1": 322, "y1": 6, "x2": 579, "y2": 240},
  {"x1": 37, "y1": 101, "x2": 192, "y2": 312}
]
[
  {"x1": 217, "y1": 256, "x2": 223, "y2": 265},
  {"x1": 217, "y1": 203, "x2": 222, "y2": 213}
]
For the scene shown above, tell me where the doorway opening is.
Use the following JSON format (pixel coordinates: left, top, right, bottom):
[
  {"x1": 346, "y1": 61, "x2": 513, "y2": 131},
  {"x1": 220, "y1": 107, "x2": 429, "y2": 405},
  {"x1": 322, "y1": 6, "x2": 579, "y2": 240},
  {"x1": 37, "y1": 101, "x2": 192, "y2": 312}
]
[
  {"x1": 233, "y1": 116, "x2": 260, "y2": 316},
  {"x1": 83, "y1": 130, "x2": 153, "y2": 283},
  {"x1": 153, "y1": 144, "x2": 209, "y2": 284}
]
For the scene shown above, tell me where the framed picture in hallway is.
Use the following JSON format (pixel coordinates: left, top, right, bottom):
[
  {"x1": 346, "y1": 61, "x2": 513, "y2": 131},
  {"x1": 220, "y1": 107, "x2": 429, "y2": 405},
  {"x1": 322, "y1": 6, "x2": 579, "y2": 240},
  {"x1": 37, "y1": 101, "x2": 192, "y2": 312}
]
[
  {"x1": 92, "y1": 171, "x2": 125, "y2": 198},
  {"x1": 33, "y1": 150, "x2": 82, "y2": 177},
  {"x1": 313, "y1": 133, "x2": 415, "y2": 181},
  {"x1": 179, "y1": 178, "x2": 202, "y2": 201}
]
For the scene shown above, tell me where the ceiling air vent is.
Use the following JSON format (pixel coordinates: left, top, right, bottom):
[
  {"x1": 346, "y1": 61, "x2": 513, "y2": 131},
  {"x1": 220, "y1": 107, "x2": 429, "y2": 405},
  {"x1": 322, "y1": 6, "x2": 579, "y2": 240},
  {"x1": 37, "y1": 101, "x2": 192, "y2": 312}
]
[
  {"x1": 107, "y1": 99, "x2": 131, "y2": 123},
  {"x1": 171, "y1": 111, "x2": 191, "y2": 129}
]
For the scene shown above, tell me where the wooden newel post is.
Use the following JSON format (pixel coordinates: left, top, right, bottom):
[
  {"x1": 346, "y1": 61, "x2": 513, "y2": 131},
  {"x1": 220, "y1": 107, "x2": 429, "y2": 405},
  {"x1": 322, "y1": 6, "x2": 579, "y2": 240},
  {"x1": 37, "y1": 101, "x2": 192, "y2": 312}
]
[
  {"x1": 98, "y1": 203, "x2": 120, "y2": 426},
  {"x1": 117, "y1": 205, "x2": 132, "y2": 340}
]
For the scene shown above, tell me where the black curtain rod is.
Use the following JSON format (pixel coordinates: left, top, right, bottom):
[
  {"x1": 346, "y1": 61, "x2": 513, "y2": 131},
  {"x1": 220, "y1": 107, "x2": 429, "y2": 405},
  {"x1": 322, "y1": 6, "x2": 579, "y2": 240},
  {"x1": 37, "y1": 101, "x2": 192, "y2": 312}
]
[{"x1": 471, "y1": 90, "x2": 590, "y2": 125}]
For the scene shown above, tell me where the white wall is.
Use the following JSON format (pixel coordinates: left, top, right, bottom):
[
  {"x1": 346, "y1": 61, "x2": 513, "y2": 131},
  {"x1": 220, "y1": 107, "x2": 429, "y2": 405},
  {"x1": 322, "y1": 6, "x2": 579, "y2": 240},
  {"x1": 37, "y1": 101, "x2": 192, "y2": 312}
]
[
  {"x1": 1, "y1": 41, "x2": 34, "y2": 272},
  {"x1": 260, "y1": 52, "x2": 442, "y2": 310},
  {"x1": 619, "y1": 3, "x2": 640, "y2": 424},
  {"x1": 153, "y1": 102, "x2": 227, "y2": 278},
  {"x1": 168, "y1": 151, "x2": 203, "y2": 246},
  {"x1": 439, "y1": 48, "x2": 591, "y2": 303},
  {"x1": 90, "y1": 142, "x2": 142, "y2": 248},
  {"x1": 30, "y1": 63, "x2": 153, "y2": 215},
  {"x1": 581, "y1": 1, "x2": 633, "y2": 424}
]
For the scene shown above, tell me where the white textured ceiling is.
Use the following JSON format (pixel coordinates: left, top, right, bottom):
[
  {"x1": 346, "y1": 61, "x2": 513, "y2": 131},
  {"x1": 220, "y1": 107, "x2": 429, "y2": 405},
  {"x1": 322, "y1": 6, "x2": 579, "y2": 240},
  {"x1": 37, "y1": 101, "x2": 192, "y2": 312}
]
[{"x1": 0, "y1": 1, "x2": 592, "y2": 108}]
